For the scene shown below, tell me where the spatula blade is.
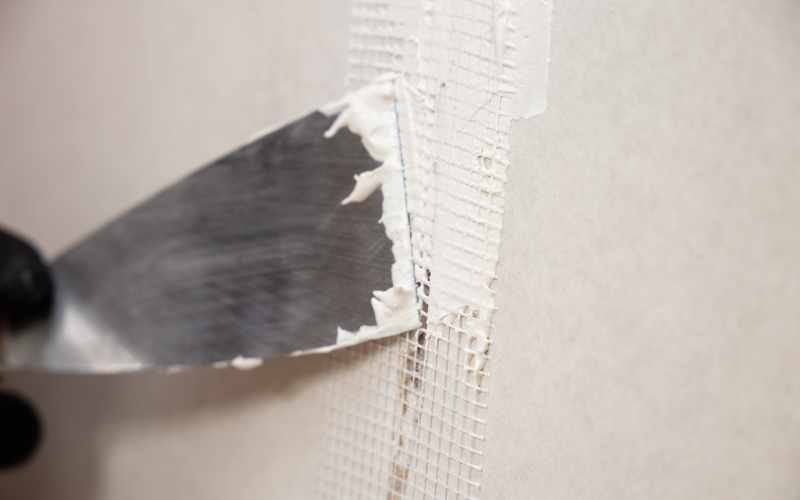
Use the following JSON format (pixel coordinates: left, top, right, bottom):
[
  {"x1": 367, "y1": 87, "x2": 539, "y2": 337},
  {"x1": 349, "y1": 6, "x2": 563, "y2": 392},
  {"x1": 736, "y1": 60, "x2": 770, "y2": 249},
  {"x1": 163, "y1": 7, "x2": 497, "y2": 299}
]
[{"x1": 1, "y1": 111, "x2": 415, "y2": 372}]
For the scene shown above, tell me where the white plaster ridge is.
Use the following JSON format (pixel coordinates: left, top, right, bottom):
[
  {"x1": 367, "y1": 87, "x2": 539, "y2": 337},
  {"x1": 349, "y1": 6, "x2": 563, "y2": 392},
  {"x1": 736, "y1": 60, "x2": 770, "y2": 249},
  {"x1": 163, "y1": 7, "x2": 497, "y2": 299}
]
[{"x1": 320, "y1": 74, "x2": 421, "y2": 345}]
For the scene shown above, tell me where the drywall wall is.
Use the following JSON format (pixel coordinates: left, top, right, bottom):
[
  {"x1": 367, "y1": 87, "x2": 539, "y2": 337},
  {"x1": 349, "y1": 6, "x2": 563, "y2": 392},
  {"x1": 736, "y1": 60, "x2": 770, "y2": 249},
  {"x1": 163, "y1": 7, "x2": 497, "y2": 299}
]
[
  {"x1": 0, "y1": 360, "x2": 330, "y2": 499},
  {"x1": 483, "y1": 1, "x2": 800, "y2": 498},
  {"x1": 0, "y1": 0, "x2": 351, "y2": 257}
]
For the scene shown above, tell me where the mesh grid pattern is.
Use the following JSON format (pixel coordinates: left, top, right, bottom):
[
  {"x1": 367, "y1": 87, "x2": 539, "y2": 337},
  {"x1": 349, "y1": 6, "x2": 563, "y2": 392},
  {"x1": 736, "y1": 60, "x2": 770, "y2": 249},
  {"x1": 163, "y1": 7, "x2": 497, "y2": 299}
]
[
  {"x1": 346, "y1": 1, "x2": 408, "y2": 87},
  {"x1": 318, "y1": 1, "x2": 518, "y2": 498}
]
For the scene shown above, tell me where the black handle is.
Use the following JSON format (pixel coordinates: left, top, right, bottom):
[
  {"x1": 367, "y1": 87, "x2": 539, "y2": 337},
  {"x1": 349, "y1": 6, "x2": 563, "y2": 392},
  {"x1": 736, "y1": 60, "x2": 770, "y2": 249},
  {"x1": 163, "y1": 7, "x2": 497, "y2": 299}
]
[
  {"x1": 0, "y1": 390, "x2": 42, "y2": 469},
  {"x1": 0, "y1": 227, "x2": 53, "y2": 329}
]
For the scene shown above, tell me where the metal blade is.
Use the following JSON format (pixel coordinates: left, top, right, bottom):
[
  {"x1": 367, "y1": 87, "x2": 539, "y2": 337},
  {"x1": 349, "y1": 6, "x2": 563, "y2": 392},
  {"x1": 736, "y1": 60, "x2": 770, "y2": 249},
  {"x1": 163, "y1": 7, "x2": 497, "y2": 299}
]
[{"x1": 1, "y1": 112, "x2": 410, "y2": 372}]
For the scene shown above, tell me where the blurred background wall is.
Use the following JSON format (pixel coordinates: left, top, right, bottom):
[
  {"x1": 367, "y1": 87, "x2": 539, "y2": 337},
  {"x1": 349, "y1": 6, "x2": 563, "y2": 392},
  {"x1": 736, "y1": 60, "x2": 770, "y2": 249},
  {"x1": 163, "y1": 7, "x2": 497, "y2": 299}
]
[{"x1": 0, "y1": 0, "x2": 351, "y2": 257}]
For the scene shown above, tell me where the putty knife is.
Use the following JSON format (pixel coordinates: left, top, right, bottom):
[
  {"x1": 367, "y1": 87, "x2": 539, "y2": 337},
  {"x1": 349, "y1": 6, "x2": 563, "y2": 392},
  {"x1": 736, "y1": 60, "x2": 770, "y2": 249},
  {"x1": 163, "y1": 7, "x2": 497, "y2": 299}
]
[{"x1": 0, "y1": 109, "x2": 419, "y2": 372}]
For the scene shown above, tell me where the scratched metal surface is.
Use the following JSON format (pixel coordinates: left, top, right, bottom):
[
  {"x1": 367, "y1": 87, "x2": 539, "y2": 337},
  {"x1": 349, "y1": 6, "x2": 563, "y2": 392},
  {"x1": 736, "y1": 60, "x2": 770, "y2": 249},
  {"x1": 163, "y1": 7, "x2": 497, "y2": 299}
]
[{"x1": 1, "y1": 112, "x2": 396, "y2": 371}]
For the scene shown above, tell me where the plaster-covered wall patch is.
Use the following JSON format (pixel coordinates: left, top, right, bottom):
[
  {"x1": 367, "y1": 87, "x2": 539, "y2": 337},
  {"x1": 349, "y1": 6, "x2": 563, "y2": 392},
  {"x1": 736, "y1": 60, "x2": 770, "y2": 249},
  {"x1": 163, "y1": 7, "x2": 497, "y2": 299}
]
[{"x1": 319, "y1": 0, "x2": 553, "y2": 497}]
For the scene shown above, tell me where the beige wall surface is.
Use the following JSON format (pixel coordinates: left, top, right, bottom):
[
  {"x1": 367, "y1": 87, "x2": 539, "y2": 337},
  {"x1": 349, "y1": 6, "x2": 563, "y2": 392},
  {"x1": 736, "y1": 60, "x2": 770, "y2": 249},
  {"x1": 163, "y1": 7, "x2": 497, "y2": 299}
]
[
  {"x1": 485, "y1": 1, "x2": 800, "y2": 498},
  {"x1": 2, "y1": 0, "x2": 800, "y2": 499},
  {"x1": 0, "y1": 0, "x2": 350, "y2": 498}
]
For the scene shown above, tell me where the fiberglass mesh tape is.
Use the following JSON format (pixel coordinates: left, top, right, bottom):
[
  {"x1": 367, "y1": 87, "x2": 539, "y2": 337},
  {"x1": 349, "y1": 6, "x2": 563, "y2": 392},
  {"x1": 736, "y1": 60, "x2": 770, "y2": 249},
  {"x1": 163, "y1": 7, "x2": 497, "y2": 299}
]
[{"x1": 318, "y1": 0, "x2": 551, "y2": 497}]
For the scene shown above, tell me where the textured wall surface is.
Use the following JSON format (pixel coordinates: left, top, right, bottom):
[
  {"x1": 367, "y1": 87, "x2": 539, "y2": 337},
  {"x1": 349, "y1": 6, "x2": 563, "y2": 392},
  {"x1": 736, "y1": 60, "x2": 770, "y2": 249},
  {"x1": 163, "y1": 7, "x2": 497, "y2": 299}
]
[
  {"x1": 484, "y1": 1, "x2": 800, "y2": 498},
  {"x1": 0, "y1": 1, "x2": 350, "y2": 498}
]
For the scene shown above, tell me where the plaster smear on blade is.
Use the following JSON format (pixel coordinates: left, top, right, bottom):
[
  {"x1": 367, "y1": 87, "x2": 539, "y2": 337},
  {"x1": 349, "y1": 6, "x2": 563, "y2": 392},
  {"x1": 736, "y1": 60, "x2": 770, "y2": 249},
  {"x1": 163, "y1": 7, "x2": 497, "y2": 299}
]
[
  {"x1": 321, "y1": 74, "x2": 419, "y2": 345},
  {"x1": 229, "y1": 355, "x2": 263, "y2": 370}
]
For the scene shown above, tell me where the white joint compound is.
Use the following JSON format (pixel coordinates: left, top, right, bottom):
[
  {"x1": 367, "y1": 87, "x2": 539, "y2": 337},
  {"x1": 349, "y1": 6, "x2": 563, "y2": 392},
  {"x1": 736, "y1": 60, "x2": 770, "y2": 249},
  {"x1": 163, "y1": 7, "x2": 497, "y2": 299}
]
[
  {"x1": 319, "y1": 0, "x2": 552, "y2": 498},
  {"x1": 321, "y1": 74, "x2": 421, "y2": 345}
]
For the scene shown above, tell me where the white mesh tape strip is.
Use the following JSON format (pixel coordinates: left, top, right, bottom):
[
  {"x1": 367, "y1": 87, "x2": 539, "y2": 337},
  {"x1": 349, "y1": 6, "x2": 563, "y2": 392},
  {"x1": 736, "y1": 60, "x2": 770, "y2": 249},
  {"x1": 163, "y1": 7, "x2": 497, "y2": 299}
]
[{"x1": 317, "y1": 0, "x2": 548, "y2": 497}]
